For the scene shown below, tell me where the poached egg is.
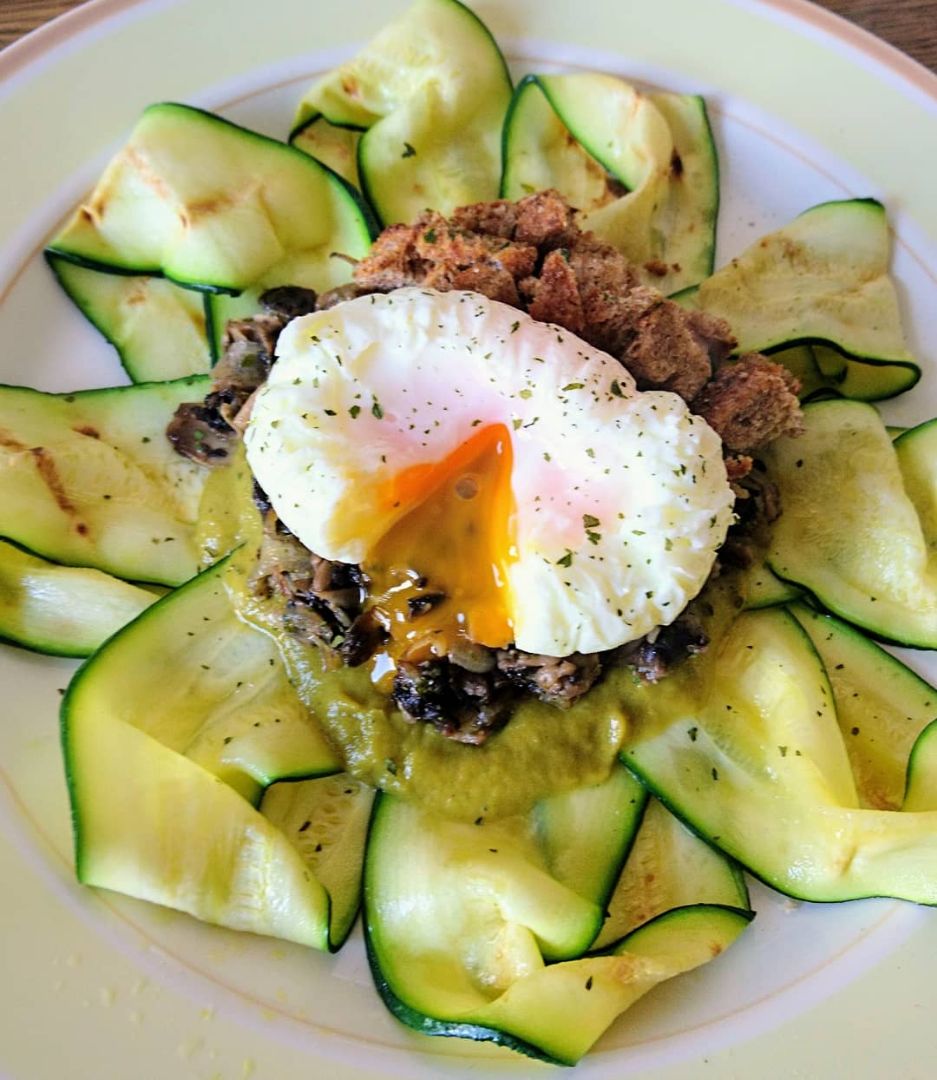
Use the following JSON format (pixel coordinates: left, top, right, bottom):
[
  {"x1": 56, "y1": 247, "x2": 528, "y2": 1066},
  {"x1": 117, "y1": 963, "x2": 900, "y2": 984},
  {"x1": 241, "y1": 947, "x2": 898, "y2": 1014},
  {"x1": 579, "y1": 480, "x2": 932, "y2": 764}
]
[{"x1": 244, "y1": 288, "x2": 734, "y2": 659}]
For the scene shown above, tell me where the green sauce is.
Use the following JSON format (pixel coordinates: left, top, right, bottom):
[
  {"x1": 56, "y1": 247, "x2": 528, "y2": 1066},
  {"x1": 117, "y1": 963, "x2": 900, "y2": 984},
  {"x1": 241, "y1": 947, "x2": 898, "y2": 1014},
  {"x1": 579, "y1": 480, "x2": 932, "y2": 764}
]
[
  {"x1": 199, "y1": 455, "x2": 738, "y2": 822},
  {"x1": 281, "y1": 633, "x2": 627, "y2": 821}
]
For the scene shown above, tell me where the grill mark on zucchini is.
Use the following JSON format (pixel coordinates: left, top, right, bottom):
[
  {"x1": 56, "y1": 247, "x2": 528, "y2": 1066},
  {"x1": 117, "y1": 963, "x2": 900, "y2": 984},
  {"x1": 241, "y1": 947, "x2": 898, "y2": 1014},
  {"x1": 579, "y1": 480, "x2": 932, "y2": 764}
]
[{"x1": 30, "y1": 446, "x2": 81, "y2": 519}]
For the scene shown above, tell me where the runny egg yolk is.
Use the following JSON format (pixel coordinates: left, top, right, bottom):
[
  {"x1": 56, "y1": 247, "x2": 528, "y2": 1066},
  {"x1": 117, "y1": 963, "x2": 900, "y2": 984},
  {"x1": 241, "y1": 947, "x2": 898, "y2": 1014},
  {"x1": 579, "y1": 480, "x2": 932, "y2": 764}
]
[{"x1": 364, "y1": 424, "x2": 516, "y2": 677}]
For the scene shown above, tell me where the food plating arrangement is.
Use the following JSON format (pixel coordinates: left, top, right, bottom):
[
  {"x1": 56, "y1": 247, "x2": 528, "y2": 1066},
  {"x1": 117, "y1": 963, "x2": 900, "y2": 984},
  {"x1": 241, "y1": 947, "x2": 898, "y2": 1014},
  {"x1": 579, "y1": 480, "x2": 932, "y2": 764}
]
[{"x1": 4, "y1": 0, "x2": 937, "y2": 1066}]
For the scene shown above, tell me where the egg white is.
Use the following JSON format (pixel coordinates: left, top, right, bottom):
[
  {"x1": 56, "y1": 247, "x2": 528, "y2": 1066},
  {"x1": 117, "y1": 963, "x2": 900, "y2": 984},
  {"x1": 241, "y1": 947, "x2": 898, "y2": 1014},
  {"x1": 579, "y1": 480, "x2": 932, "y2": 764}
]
[{"x1": 245, "y1": 288, "x2": 735, "y2": 656}]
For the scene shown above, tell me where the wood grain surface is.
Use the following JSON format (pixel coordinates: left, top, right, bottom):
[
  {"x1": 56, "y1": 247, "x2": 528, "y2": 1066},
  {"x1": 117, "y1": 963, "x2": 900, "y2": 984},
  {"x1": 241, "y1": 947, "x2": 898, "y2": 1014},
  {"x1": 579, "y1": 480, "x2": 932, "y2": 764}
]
[{"x1": 1, "y1": 0, "x2": 936, "y2": 72}]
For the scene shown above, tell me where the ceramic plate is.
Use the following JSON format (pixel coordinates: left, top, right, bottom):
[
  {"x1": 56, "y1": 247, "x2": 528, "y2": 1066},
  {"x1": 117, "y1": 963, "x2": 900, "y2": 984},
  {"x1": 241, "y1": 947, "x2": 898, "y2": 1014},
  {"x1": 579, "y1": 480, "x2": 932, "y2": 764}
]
[{"x1": 2, "y1": 1, "x2": 937, "y2": 1076}]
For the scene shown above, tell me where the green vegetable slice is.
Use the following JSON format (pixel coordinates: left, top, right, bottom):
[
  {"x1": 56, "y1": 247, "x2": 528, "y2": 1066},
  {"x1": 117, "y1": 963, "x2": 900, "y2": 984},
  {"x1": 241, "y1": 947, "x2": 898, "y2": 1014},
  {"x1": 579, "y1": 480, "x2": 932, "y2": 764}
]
[
  {"x1": 694, "y1": 200, "x2": 919, "y2": 397},
  {"x1": 770, "y1": 344, "x2": 832, "y2": 401},
  {"x1": 501, "y1": 75, "x2": 635, "y2": 215},
  {"x1": 502, "y1": 75, "x2": 717, "y2": 292},
  {"x1": 63, "y1": 550, "x2": 340, "y2": 795},
  {"x1": 295, "y1": 0, "x2": 512, "y2": 225},
  {"x1": 63, "y1": 557, "x2": 347, "y2": 949},
  {"x1": 49, "y1": 103, "x2": 374, "y2": 294},
  {"x1": 260, "y1": 775, "x2": 374, "y2": 949},
  {"x1": 290, "y1": 115, "x2": 362, "y2": 189},
  {"x1": 0, "y1": 376, "x2": 208, "y2": 585},
  {"x1": 790, "y1": 602, "x2": 937, "y2": 810},
  {"x1": 365, "y1": 769, "x2": 750, "y2": 1064},
  {"x1": 739, "y1": 558, "x2": 803, "y2": 610},
  {"x1": 904, "y1": 721, "x2": 937, "y2": 812},
  {"x1": 532, "y1": 765, "x2": 647, "y2": 907},
  {"x1": 615, "y1": 903, "x2": 752, "y2": 972},
  {"x1": 593, "y1": 797, "x2": 748, "y2": 950},
  {"x1": 0, "y1": 538, "x2": 154, "y2": 657},
  {"x1": 765, "y1": 399, "x2": 937, "y2": 648},
  {"x1": 66, "y1": 704, "x2": 332, "y2": 946},
  {"x1": 647, "y1": 91, "x2": 720, "y2": 291},
  {"x1": 624, "y1": 606, "x2": 937, "y2": 903},
  {"x1": 753, "y1": 342, "x2": 917, "y2": 405},
  {"x1": 47, "y1": 254, "x2": 212, "y2": 382},
  {"x1": 446, "y1": 904, "x2": 750, "y2": 1066},
  {"x1": 824, "y1": 351, "x2": 921, "y2": 401},
  {"x1": 894, "y1": 417, "x2": 937, "y2": 546}
]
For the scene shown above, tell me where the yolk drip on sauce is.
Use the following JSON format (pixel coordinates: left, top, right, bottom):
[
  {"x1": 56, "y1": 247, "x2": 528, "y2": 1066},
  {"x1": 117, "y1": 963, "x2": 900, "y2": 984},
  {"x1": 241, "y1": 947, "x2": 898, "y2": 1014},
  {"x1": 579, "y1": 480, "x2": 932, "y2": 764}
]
[{"x1": 364, "y1": 424, "x2": 516, "y2": 685}]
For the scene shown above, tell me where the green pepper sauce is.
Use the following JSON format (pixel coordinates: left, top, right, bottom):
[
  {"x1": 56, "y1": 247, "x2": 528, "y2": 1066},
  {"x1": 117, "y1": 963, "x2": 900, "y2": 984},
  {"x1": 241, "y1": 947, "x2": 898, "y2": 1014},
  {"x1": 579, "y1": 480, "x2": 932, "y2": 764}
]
[{"x1": 198, "y1": 451, "x2": 742, "y2": 822}]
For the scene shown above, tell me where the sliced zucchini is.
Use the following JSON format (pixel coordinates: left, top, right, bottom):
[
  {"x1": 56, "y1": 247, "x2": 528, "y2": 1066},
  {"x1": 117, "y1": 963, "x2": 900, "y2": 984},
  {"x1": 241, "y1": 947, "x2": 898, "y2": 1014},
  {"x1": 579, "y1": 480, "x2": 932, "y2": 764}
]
[
  {"x1": 295, "y1": 0, "x2": 512, "y2": 224},
  {"x1": 59, "y1": 550, "x2": 339, "y2": 796},
  {"x1": 790, "y1": 601, "x2": 937, "y2": 810},
  {"x1": 49, "y1": 103, "x2": 373, "y2": 294},
  {"x1": 365, "y1": 775, "x2": 750, "y2": 1064},
  {"x1": 501, "y1": 75, "x2": 716, "y2": 292},
  {"x1": 63, "y1": 557, "x2": 347, "y2": 949},
  {"x1": 193, "y1": 444, "x2": 255, "y2": 567},
  {"x1": 365, "y1": 798, "x2": 603, "y2": 1024},
  {"x1": 181, "y1": 658, "x2": 342, "y2": 791},
  {"x1": 828, "y1": 355, "x2": 921, "y2": 402},
  {"x1": 446, "y1": 904, "x2": 751, "y2": 1066},
  {"x1": 260, "y1": 775, "x2": 374, "y2": 949},
  {"x1": 593, "y1": 797, "x2": 748, "y2": 950},
  {"x1": 770, "y1": 344, "x2": 832, "y2": 401},
  {"x1": 616, "y1": 903, "x2": 752, "y2": 969},
  {"x1": 740, "y1": 559, "x2": 803, "y2": 610},
  {"x1": 500, "y1": 75, "x2": 633, "y2": 215},
  {"x1": 47, "y1": 254, "x2": 211, "y2": 382},
  {"x1": 695, "y1": 200, "x2": 919, "y2": 395},
  {"x1": 623, "y1": 607, "x2": 937, "y2": 903},
  {"x1": 904, "y1": 720, "x2": 937, "y2": 812},
  {"x1": 533, "y1": 765, "x2": 647, "y2": 907},
  {"x1": 0, "y1": 376, "x2": 208, "y2": 585},
  {"x1": 813, "y1": 343, "x2": 846, "y2": 380},
  {"x1": 0, "y1": 538, "x2": 154, "y2": 657},
  {"x1": 765, "y1": 399, "x2": 937, "y2": 649},
  {"x1": 646, "y1": 92, "x2": 720, "y2": 291},
  {"x1": 65, "y1": 700, "x2": 332, "y2": 946},
  {"x1": 290, "y1": 115, "x2": 362, "y2": 189},
  {"x1": 895, "y1": 418, "x2": 937, "y2": 549},
  {"x1": 761, "y1": 342, "x2": 915, "y2": 405},
  {"x1": 764, "y1": 342, "x2": 917, "y2": 404}
]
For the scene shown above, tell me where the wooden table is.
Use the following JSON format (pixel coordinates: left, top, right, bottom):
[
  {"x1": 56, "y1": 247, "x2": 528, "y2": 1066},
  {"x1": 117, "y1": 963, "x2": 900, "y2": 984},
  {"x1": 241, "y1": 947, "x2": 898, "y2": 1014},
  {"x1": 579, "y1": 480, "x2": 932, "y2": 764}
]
[{"x1": 1, "y1": 0, "x2": 937, "y2": 72}]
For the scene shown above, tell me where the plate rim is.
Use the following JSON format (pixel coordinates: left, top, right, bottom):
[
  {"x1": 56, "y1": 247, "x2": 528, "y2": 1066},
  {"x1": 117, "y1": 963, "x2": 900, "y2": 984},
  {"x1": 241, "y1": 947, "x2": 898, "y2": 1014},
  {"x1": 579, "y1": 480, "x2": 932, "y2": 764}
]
[
  {"x1": 2, "y1": 2, "x2": 937, "y2": 1079},
  {"x1": 4, "y1": 0, "x2": 936, "y2": 96}
]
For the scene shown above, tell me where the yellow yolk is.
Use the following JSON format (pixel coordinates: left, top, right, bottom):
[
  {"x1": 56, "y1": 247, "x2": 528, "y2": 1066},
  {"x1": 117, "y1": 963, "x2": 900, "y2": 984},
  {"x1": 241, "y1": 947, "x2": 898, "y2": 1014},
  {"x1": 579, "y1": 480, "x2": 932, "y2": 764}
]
[{"x1": 364, "y1": 424, "x2": 516, "y2": 672}]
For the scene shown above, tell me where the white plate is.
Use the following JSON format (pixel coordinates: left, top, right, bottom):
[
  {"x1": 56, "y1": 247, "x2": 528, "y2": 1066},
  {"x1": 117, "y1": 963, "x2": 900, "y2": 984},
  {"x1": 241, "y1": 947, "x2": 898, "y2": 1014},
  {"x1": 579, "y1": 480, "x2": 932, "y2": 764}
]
[{"x1": 2, "y1": 1, "x2": 937, "y2": 1076}]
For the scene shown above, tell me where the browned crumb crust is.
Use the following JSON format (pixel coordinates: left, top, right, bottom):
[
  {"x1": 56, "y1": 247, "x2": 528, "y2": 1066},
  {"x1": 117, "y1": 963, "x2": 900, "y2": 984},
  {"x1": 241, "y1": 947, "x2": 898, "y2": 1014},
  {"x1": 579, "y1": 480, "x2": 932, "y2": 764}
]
[
  {"x1": 352, "y1": 189, "x2": 802, "y2": 451},
  {"x1": 691, "y1": 353, "x2": 804, "y2": 453}
]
